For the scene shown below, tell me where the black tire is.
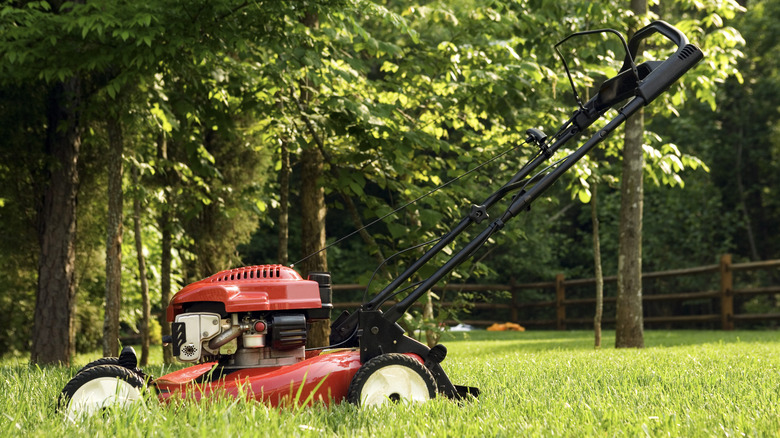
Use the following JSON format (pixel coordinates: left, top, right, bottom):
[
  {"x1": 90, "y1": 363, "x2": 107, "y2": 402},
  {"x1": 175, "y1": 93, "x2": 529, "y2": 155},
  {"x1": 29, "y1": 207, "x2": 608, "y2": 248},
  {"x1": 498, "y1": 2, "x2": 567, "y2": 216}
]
[
  {"x1": 57, "y1": 364, "x2": 146, "y2": 418},
  {"x1": 74, "y1": 347, "x2": 147, "y2": 379},
  {"x1": 346, "y1": 353, "x2": 437, "y2": 407},
  {"x1": 76, "y1": 357, "x2": 120, "y2": 374}
]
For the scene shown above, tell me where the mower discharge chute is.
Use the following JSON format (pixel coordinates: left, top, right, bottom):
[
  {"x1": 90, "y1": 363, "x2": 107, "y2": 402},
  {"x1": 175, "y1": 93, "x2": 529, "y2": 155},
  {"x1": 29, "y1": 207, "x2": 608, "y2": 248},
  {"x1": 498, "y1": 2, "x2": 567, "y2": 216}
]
[{"x1": 58, "y1": 21, "x2": 702, "y2": 417}]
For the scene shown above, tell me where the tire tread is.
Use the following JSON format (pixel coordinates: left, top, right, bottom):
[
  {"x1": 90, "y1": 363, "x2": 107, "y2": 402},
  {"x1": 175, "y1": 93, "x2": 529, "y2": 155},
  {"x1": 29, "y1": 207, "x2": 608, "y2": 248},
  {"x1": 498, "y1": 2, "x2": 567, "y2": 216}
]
[{"x1": 57, "y1": 364, "x2": 146, "y2": 412}]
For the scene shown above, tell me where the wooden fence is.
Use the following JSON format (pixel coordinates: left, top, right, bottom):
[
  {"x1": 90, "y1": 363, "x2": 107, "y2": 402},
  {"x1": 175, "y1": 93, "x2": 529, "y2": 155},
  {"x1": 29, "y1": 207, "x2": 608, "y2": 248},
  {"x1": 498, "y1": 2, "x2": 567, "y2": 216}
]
[{"x1": 331, "y1": 254, "x2": 780, "y2": 330}]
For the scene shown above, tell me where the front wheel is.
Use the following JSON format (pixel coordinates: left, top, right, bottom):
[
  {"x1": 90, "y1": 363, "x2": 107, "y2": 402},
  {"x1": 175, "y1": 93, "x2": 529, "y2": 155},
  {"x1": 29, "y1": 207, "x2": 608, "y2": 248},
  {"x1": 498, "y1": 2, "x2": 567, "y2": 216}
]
[
  {"x1": 57, "y1": 364, "x2": 146, "y2": 419},
  {"x1": 346, "y1": 353, "x2": 437, "y2": 407}
]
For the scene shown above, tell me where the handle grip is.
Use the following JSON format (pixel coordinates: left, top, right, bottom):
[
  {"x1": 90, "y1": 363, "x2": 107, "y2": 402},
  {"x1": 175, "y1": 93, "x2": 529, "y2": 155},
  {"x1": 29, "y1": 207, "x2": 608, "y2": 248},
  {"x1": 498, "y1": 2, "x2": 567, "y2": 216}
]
[
  {"x1": 627, "y1": 20, "x2": 688, "y2": 60},
  {"x1": 618, "y1": 20, "x2": 703, "y2": 106},
  {"x1": 637, "y1": 42, "x2": 702, "y2": 104}
]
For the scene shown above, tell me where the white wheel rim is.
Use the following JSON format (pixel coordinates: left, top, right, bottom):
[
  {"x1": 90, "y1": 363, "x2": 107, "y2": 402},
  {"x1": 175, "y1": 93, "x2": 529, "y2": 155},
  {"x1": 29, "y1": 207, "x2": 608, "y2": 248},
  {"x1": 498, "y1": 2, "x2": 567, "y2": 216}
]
[
  {"x1": 360, "y1": 364, "x2": 431, "y2": 406},
  {"x1": 66, "y1": 377, "x2": 141, "y2": 419}
]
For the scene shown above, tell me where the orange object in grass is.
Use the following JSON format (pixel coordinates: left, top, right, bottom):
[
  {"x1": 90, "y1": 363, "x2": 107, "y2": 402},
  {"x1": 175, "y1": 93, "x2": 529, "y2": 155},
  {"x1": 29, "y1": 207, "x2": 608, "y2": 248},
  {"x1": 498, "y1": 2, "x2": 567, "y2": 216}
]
[{"x1": 486, "y1": 322, "x2": 526, "y2": 332}]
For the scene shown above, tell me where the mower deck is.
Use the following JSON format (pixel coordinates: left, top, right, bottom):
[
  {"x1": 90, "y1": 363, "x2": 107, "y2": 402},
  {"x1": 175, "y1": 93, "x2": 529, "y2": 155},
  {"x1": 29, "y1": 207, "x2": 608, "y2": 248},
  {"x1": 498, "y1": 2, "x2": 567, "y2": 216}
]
[{"x1": 155, "y1": 349, "x2": 364, "y2": 406}]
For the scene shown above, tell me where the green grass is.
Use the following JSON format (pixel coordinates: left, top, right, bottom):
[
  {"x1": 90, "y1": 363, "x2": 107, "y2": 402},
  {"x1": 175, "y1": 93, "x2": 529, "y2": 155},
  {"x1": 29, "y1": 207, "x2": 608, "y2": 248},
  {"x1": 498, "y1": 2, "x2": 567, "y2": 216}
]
[{"x1": 2, "y1": 330, "x2": 778, "y2": 437}]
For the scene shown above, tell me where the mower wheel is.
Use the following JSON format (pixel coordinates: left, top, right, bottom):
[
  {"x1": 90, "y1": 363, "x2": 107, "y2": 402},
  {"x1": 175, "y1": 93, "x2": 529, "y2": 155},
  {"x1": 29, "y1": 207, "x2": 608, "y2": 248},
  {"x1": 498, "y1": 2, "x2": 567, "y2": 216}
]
[
  {"x1": 74, "y1": 347, "x2": 147, "y2": 379},
  {"x1": 75, "y1": 357, "x2": 120, "y2": 374},
  {"x1": 58, "y1": 364, "x2": 146, "y2": 420},
  {"x1": 346, "y1": 353, "x2": 437, "y2": 407}
]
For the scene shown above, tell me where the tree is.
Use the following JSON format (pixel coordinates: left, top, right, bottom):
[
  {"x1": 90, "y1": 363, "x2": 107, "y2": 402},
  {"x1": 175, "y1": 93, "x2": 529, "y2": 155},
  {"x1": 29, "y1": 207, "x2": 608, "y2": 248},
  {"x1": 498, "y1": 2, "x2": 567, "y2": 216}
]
[
  {"x1": 102, "y1": 106, "x2": 124, "y2": 357},
  {"x1": 130, "y1": 166, "x2": 152, "y2": 366},
  {"x1": 591, "y1": 183, "x2": 604, "y2": 348},
  {"x1": 31, "y1": 76, "x2": 82, "y2": 365},
  {"x1": 297, "y1": 12, "x2": 330, "y2": 348},
  {"x1": 614, "y1": 0, "x2": 648, "y2": 350},
  {"x1": 156, "y1": 134, "x2": 175, "y2": 364}
]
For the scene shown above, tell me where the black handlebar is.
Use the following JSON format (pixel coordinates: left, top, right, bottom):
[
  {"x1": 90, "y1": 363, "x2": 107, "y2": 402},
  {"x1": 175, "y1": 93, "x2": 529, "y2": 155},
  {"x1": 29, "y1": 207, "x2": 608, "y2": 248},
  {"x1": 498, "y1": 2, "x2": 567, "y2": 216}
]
[
  {"x1": 620, "y1": 20, "x2": 703, "y2": 105},
  {"x1": 624, "y1": 20, "x2": 689, "y2": 67}
]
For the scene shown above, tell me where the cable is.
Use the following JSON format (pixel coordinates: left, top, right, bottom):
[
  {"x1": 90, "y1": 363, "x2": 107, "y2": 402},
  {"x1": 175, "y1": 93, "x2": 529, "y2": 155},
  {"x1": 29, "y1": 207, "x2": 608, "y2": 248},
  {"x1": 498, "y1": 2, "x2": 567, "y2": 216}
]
[
  {"x1": 362, "y1": 236, "x2": 443, "y2": 303},
  {"x1": 291, "y1": 139, "x2": 530, "y2": 268}
]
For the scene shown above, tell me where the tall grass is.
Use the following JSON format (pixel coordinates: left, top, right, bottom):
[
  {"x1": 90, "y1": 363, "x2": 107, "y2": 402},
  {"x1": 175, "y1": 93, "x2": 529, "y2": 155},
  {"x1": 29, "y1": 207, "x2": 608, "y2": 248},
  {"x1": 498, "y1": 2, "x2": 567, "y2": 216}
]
[{"x1": 1, "y1": 330, "x2": 778, "y2": 437}]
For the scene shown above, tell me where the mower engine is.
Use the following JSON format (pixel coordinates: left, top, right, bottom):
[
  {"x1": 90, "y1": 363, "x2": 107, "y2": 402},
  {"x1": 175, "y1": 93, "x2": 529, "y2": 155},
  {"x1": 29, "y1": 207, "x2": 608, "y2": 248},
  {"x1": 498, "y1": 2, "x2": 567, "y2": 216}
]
[{"x1": 165, "y1": 265, "x2": 332, "y2": 368}]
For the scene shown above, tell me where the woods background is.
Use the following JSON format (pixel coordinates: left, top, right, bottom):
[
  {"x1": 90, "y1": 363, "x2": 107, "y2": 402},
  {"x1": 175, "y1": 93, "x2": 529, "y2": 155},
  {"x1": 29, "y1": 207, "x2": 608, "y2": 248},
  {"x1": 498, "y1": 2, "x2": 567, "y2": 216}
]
[{"x1": 1, "y1": 0, "x2": 776, "y2": 364}]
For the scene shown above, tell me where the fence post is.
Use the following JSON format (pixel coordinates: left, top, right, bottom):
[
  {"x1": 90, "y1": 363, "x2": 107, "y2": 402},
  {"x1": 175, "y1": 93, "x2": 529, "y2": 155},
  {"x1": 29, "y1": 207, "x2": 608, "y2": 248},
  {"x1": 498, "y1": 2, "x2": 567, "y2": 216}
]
[
  {"x1": 556, "y1": 273, "x2": 566, "y2": 330},
  {"x1": 720, "y1": 254, "x2": 734, "y2": 330}
]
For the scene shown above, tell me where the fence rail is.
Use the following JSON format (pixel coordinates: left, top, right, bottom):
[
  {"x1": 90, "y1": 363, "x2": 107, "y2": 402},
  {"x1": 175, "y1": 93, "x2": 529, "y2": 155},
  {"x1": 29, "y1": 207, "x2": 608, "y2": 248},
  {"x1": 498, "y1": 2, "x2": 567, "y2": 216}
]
[{"x1": 331, "y1": 254, "x2": 780, "y2": 330}]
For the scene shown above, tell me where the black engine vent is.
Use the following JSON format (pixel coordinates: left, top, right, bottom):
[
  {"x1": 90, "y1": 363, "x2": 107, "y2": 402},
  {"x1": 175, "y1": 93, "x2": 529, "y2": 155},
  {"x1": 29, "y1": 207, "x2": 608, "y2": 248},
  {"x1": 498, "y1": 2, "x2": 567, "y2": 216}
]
[{"x1": 678, "y1": 44, "x2": 697, "y2": 60}]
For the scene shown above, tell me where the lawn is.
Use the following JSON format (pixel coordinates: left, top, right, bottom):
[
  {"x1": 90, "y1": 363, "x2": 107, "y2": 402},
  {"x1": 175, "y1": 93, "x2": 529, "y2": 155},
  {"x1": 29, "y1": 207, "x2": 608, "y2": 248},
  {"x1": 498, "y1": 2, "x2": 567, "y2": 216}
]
[{"x1": 2, "y1": 330, "x2": 778, "y2": 437}]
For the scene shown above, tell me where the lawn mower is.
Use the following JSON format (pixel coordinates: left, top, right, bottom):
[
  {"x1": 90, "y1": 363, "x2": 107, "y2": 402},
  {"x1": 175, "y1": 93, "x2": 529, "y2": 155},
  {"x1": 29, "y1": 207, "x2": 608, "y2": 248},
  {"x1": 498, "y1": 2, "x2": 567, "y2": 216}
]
[{"x1": 58, "y1": 21, "x2": 702, "y2": 417}]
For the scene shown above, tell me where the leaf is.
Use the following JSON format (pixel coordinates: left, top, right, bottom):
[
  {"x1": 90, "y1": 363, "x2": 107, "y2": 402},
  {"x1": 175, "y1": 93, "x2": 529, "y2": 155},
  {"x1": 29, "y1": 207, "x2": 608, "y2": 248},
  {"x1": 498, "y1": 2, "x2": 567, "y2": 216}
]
[
  {"x1": 348, "y1": 180, "x2": 364, "y2": 197},
  {"x1": 386, "y1": 222, "x2": 407, "y2": 239},
  {"x1": 577, "y1": 188, "x2": 591, "y2": 204},
  {"x1": 106, "y1": 82, "x2": 116, "y2": 99}
]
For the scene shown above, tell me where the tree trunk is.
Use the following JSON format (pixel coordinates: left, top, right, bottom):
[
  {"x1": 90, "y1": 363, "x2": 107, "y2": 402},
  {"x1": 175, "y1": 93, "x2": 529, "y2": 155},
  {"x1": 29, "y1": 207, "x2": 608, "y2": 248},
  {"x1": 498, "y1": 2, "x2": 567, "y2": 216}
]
[
  {"x1": 278, "y1": 140, "x2": 290, "y2": 265},
  {"x1": 157, "y1": 134, "x2": 174, "y2": 364},
  {"x1": 615, "y1": 0, "x2": 647, "y2": 349},
  {"x1": 591, "y1": 183, "x2": 603, "y2": 349},
  {"x1": 300, "y1": 145, "x2": 329, "y2": 348},
  {"x1": 616, "y1": 119, "x2": 645, "y2": 348},
  {"x1": 342, "y1": 194, "x2": 387, "y2": 270},
  {"x1": 297, "y1": 10, "x2": 330, "y2": 348},
  {"x1": 615, "y1": 21, "x2": 646, "y2": 348},
  {"x1": 159, "y1": 206, "x2": 174, "y2": 364},
  {"x1": 423, "y1": 290, "x2": 439, "y2": 348},
  {"x1": 132, "y1": 167, "x2": 151, "y2": 366},
  {"x1": 31, "y1": 78, "x2": 82, "y2": 366},
  {"x1": 616, "y1": 108, "x2": 645, "y2": 348},
  {"x1": 103, "y1": 113, "x2": 124, "y2": 357}
]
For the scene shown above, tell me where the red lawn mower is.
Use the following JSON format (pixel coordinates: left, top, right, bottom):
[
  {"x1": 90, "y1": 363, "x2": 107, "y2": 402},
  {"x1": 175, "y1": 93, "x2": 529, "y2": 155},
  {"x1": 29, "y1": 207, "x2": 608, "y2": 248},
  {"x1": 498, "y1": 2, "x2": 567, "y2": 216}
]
[{"x1": 58, "y1": 21, "x2": 702, "y2": 417}]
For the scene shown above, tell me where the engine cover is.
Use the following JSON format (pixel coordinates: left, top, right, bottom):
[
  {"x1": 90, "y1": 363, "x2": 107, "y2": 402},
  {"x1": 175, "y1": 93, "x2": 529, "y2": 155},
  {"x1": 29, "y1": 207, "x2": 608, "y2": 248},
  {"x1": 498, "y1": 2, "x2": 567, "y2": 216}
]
[
  {"x1": 167, "y1": 265, "x2": 325, "y2": 321},
  {"x1": 171, "y1": 312, "x2": 222, "y2": 362}
]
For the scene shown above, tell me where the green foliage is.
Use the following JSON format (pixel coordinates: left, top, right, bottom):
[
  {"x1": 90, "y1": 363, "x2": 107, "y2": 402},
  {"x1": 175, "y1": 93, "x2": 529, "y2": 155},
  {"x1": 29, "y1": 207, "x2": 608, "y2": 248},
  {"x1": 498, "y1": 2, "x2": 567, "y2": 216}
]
[{"x1": 0, "y1": 0, "x2": 771, "y2": 360}]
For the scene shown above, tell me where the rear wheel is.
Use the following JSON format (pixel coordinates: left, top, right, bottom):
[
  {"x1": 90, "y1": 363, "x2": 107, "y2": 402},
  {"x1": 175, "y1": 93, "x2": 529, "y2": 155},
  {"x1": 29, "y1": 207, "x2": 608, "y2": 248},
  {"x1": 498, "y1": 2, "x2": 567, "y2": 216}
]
[
  {"x1": 58, "y1": 364, "x2": 146, "y2": 419},
  {"x1": 75, "y1": 357, "x2": 120, "y2": 374},
  {"x1": 347, "y1": 353, "x2": 437, "y2": 407},
  {"x1": 74, "y1": 347, "x2": 146, "y2": 379}
]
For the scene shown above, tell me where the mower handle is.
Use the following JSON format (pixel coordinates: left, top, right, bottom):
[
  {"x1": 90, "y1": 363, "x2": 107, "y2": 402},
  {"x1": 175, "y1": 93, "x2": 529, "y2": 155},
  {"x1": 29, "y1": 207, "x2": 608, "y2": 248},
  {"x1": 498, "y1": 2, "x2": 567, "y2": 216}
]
[
  {"x1": 330, "y1": 21, "x2": 702, "y2": 358},
  {"x1": 593, "y1": 21, "x2": 702, "y2": 113},
  {"x1": 618, "y1": 20, "x2": 703, "y2": 105},
  {"x1": 624, "y1": 20, "x2": 689, "y2": 67}
]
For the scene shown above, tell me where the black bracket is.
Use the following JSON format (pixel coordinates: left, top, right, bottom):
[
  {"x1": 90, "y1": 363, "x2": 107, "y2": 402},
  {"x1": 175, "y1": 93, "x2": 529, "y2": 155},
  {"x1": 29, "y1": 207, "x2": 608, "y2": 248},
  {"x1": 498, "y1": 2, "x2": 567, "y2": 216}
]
[
  {"x1": 357, "y1": 310, "x2": 467, "y2": 399},
  {"x1": 469, "y1": 204, "x2": 489, "y2": 224},
  {"x1": 526, "y1": 128, "x2": 551, "y2": 157},
  {"x1": 510, "y1": 190, "x2": 531, "y2": 213}
]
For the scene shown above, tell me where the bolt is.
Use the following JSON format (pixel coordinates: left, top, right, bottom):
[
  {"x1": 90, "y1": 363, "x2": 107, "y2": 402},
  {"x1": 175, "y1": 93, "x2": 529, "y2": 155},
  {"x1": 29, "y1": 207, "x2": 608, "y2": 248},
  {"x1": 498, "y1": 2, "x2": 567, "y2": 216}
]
[{"x1": 370, "y1": 326, "x2": 379, "y2": 335}]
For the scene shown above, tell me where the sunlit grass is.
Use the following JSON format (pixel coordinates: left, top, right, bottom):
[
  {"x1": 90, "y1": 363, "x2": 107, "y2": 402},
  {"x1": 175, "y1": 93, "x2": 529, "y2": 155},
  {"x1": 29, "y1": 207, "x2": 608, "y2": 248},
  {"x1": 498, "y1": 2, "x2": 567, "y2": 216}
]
[{"x1": 1, "y1": 330, "x2": 778, "y2": 437}]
